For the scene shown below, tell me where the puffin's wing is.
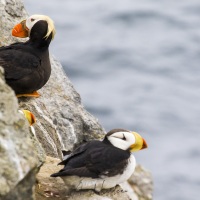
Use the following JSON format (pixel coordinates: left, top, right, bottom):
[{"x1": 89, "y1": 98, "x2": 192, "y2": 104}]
[
  {"x1": 0, "y1": 46, "x2": 40, "y2": 80},
  {"x1": 51, "y1": 142, "x2": 130, "y2": 178},
  {"x1": 86, "y1": 145, "x2": 130, "y2": 177},
  {"x1": 58, "y1": 142, "x2": 89, "y2": 165},
  {"x1": 51, "y1": 141, "x2": 98, "y2": 178},
  {"x1": 51, "y1": 166, "x2": 98, "y2": 178}
]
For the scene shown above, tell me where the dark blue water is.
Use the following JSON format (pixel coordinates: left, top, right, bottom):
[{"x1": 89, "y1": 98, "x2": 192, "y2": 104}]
[{"x1": 25, "y1": 1, "x2": 200, "y2": 199}]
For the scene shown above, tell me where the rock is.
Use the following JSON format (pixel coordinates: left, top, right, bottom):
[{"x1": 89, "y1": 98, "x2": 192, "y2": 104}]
[
  {"x1": 0, "y1": 67, "x2": 40, "y2": 199},
  {"x1": 0, "y1": 0, "x2": 27, "y2": 47},
  {"x1": 128, "y1": 165, "x2": 153, "y2": 200},
  {"x1": 35, "y1": 156, "x2": 133, "y2": 200}
]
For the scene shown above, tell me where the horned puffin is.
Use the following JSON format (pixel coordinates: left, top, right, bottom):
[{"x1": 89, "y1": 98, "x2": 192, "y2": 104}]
[
  {"x1": 51, "y1": 129, "x2": 147, "y2": 192},
  {"x1": 0, "y1": 14, "x2": 56, "y2": 97}
]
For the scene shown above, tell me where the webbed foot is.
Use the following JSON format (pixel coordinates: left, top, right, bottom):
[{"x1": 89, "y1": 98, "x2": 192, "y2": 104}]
[{"x1": 17, "y1": 91, "x2": 40, "y2": 98}]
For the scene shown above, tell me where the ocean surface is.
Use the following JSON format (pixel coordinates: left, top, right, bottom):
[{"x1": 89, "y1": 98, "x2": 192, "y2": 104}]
[{"x1": 24, "y1": 1, "x2": 200, "y2": 199}]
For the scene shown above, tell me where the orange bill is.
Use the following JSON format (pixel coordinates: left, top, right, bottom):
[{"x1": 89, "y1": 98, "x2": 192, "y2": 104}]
[{"x1": 12, "y1": 20, "x2": 29, "y2": 38}]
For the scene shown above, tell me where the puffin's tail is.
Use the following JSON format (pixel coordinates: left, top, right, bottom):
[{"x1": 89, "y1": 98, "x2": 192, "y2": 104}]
[{"x1": 50, "y1": 172, "x2": 60, "y2": 177}]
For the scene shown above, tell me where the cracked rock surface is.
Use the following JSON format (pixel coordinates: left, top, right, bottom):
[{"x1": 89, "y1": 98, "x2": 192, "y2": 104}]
[{"x1": 0, "y1": 67, "x2": 39, "y2": 200}]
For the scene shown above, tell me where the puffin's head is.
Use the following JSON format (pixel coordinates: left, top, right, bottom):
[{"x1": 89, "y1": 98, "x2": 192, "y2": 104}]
[
  {"x1": 12, "y1": 14, "x2": 56, "y2": 40},
  {"x1": 18, "y1": 109, "x2": 36, "y2": 126},
  {"x1": 105, "y1": 129, "x2": 147, "y2": 152}
]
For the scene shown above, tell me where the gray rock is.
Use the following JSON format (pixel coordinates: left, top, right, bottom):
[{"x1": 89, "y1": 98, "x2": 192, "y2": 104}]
[
  {"x1": 0, "y1": 0, "x2": 27, "y2": 47},
  {"x1": 0, "y1": 67, "x2": 39, "y2": 199},
  {"x1": 5, "y1": 0, "x2": 25, "y2": 17},
  {"x1": 128, "y1": 165, "x2": 153, "y2": 200}
]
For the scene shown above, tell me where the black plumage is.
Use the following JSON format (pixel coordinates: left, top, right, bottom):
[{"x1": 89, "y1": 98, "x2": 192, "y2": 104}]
[
  {"x1": 0, "y1": 20, "x2": 52, "y2": 95},
  {"x1": 51, "y1": 139, "x2": 130, "y2": 178}
]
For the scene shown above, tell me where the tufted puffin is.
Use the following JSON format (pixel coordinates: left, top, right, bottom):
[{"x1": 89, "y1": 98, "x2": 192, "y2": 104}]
[
  {"x1": 51, "y1": 129, "x2": 147, "y2": 192},
  {"x1": 0, "y1": 15, "x2": 56, "y2": 97}
]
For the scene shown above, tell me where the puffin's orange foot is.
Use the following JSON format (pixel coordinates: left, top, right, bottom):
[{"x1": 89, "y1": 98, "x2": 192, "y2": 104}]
[{"x1": 16, "y1": 91, "x2": 40, "y2": 98}]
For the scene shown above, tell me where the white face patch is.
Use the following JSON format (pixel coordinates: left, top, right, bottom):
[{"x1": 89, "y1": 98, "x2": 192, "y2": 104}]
[
  {"x1": 107, "y1": 131, "x2": 136, "y2": 150},
  {"x1": 25, "y1": 14, "x2": 56, "y2": 39}
]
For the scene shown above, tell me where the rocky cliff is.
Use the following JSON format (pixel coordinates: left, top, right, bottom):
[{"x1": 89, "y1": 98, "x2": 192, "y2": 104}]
[{"x1": 0, "y1": 0, "x2": 153, "y2": 199}]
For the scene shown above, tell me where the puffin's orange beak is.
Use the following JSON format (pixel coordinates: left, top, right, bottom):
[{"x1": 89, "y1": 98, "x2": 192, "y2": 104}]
[{"x1": 12, "y1": 20, "x2": 29, "y2": 38}]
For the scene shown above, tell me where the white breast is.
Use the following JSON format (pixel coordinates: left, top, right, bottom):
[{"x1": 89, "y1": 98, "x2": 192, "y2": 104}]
[{"x1": 61, "y1": 155, "x2": 136, "y2": 192}]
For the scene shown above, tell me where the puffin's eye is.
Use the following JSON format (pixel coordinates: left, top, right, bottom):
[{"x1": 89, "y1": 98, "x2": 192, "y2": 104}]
[
  {"x1": 122, "y1": 133, "x2": 126, "y2": 141},
  {"x1": 31, "y1": 18, "x2": 35, "y2": 22}
]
